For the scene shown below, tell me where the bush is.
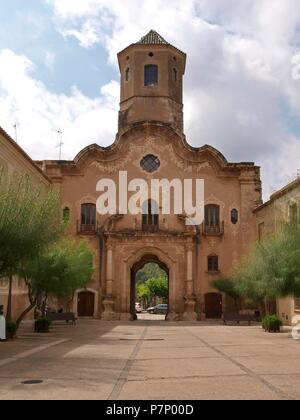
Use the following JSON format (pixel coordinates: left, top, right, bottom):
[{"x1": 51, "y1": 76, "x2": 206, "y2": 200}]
[
  {"x1": 37, "y1": 316, "x2": 53, "y2": 326},
  {"x1": 6, "y1": 321, "x2": 17, "y2": 338},
  {"x1": 262, "y1": 315, "x2": 283, "y2": 333},
  {"x1": 34, "y1": 316, "x2": 52, "y2": 333}
]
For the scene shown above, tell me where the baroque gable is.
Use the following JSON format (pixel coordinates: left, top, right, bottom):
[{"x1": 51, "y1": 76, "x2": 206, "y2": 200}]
[{"x1": 68, "y1": 123, "x2": 255, "y2": 179}]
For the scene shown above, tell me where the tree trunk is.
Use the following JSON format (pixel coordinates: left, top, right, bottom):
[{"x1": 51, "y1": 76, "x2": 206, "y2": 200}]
[
  {"x1": 6, "y1": 273, "x2": 13, "y2": 321},
  {"x1": 16, "y1": 300, "x2": 37, "y2": 329},
  {"x1": 259, "y1": 302, "x2": 267, "y2": 318}
]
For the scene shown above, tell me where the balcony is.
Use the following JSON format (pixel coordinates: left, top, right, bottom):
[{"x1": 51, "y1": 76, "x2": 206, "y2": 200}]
[
  {"x1": 142, "y1": 224, "x2": 159, "y2": 233},
  {"x1": 202, "y1": 221, "x2": 224, "y2": 237},
  {"x1": 77, "y1": 222, "x2": 97, "y2": 235}
]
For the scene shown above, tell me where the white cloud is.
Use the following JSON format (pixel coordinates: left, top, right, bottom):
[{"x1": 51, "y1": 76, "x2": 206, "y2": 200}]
[
  {"x1": 62, "y1": 20, "x2": 102, "y2": 49},
  {"x1": 0, "y1": 49, "x2": 119, "y2": 160},
  {"x1": 2, "y1": 0, "x2": 300, "y2": 199}
]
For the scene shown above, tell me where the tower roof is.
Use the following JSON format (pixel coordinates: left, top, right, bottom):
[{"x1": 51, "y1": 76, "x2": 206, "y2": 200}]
[
  {"x1": 137, "y1": 30, "x2": 169, "y2": 46},
  {"x1": 131, "y1": 29, "x2": 185, "y2": 56}
]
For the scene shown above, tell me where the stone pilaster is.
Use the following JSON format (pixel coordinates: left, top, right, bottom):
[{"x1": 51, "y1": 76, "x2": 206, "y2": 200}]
[
  {"x1": 101, "y1": 244, "x2": 116, "y2": 321},
  {"x1": 182, "y1": 242, "x2": 197, "y2": 321}
]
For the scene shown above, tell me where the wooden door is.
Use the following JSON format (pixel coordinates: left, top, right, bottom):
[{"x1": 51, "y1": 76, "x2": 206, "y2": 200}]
[
  {"x1": 78, "y1": 291, "x2": 95, "y2": 317},
  {"x1": 205, "y1": 293, "x2": 223, "y2": 319}
]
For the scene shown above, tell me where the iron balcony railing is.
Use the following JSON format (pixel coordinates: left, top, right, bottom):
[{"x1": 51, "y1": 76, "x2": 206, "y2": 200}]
[
  {"x1": 202, "y1": 221, "x2": 224, "y2": 236},
  {"x1": 77, "y1": 221, "x2": 98, "y2": 234}
]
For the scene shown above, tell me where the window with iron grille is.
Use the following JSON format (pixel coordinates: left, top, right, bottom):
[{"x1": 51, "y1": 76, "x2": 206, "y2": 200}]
[
  {"x1": 145, "y1": 65, "x2": 158, "y2": 86},
  {"x1": 205, "y1": 205, "x2": 220, "y2": 227},
  {"x1": 142, "y1": 200, "x2": 159, "y2": 232},
  {"x1": 208, "y1": 256, "x2": 219, "y2": 272},
  {"x1": 140, "y1": 155, "x2": 160, "y2": 173},
  {"x1": 81, "y1": 204, "x2": 96, "y2": 226}
]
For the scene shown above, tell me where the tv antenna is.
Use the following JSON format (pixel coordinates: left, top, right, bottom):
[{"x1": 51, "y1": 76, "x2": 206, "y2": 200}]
[
  {"x1": 13, "y1": 122, "x2": 19, "y2": 144},
  {"x1": 52, "y1": 129, "x2": 63, "y2": 160}
]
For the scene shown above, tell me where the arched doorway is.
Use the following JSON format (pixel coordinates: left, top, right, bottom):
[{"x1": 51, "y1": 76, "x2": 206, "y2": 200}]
[
  {"x1": 130, "y1": 254, "x2": 169, "y2": 320},
  {"x1": 205, "y1": 293, "x2": 223, "y2": 319},
  {"x1": 77, "y1": 291, "x2": 95, "y2": 317}
]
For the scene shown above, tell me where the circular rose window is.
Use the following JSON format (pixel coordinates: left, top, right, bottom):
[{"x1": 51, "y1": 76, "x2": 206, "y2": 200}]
[{"x1": 140, "y1": 155, "x2": 160, "y2": 173}]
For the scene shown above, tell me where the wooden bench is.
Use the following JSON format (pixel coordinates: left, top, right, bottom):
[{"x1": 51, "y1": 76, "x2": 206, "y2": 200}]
[
  {"x1": 223, "y1": 314, "x2": 261, "y2": 326},
  {"x1": 48, "y1": 313, "x2": 77, "y2": 325}
]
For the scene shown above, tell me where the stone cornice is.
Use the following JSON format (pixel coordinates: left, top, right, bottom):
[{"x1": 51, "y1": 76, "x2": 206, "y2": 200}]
[{"x1": 103, "y1": 229, "x2": 197, "y2": 239}]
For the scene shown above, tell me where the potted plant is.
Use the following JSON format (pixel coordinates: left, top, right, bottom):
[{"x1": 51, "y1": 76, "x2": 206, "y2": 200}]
[
  {"x1": 34, "y1": 316, "x2": 52, "y2": 333},
  {"x1": 6, "y1": 321, "x2": 17, "y2": 340},
  {"x1": 262, "y1": 315, "x2": 282, "y2": 333}
]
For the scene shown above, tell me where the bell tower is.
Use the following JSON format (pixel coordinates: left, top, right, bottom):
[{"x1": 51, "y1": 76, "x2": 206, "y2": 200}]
[{"x1": 118, "y1": 30, "x2": 186, "y2": 134}]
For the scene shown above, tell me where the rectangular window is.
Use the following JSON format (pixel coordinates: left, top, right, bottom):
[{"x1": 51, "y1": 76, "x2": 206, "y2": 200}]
[
  {"x1": 295, "y1": 298, "x2": 300, "y2": 310},
  {"x1": 81, "y1": 204, "x2": 96, "y2": 226},
  {"x1": 142, "y1": 200, "x2": 159, "y2": 232},
  {"x1": 172, "y1": 68, "x2": 178, "y2": 82},
  {"x1": 208, "y1": 256, "x2": 219, "y2": 272},
  {"x1": 205, "y1": 205, "x2": 220, "y2": 227},
  {"x1": 145, "y1": 65, "x2": 158, "y2": 86}
]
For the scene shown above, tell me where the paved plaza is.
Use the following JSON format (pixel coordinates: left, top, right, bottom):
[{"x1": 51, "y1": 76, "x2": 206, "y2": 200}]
[{"x1": 0, "y1": 319, "x2": 299, "y2": 400}]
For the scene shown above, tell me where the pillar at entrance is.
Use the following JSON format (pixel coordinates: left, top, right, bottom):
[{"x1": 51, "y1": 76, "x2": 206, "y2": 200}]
[
  {"x1": 182, "y1": 243, "x2": 197, "y2": 321},
  {"x1": 101, "y1": 245, "x2": 116, "y2": 321}
]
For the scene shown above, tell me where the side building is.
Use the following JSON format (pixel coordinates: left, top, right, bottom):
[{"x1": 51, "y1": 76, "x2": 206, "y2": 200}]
[
  {"x1": 255, "y1": 178, "x2": 300, "y2": 326},
  {"x1": 0, "y1": 127, "x2": 51, "y2": 319}
]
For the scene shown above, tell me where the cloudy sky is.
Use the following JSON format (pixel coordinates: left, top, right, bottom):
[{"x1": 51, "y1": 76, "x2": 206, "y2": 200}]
[{"x1": 0, "y1": 0, "x2": 300, "y2": 198}]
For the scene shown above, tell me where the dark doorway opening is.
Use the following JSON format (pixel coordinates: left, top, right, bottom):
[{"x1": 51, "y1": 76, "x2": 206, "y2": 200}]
[
  {"x1": 77, "y1": 291, "x2": 95, "y2": 317},
  {"x1": 131, "y1": 254, "x2": 169, "y2": 321}
]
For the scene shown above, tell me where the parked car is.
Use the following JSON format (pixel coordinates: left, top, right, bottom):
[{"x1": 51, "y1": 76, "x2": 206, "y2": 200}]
[
  {"x1": 135, "y1": 303, "x2": 142, "y2": 314},
  {"x1": 147, "y1": 304, "x2": 168, "y2": 315}
]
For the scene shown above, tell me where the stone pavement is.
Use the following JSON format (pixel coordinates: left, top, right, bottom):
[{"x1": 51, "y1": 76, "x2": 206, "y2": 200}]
[{"x1": 0, "y1": 319, "x2": 299, "y2": 400}]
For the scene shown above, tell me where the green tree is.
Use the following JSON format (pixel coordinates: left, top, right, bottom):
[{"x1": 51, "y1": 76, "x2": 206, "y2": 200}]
[
  {"x1": 220, "y1": 218, "x2": 300, "y2": 315},
  {"x1": 137, "y1": 283, "x2": 151, "y2": 308},
  {"x1": 136, "y1": 263, "x2": 167, "y2": 285},
  {"x1": 211, "y1": 278, "x2": 241, "y2": 310},
  {"x1": 16, "y1": 240, "x2": 94, "y2": 328},
  {"x1": 145, "y1": 276, "x2": 168, "y2": 305},
  {"x1": 0, "y1": 172, "x2": 62, "y2": 320}
]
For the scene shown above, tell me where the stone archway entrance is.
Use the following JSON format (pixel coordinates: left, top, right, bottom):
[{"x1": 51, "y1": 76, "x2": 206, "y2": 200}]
[
  {"x1": 102, "y1": 241, "x2": 198, "y2": 322},
  {"x1": 130, "y1": 254, "x2": 169, "y2": 320}
]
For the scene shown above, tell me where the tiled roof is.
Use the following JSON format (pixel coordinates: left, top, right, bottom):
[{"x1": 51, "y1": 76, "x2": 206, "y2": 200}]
[
  {"x1": 137, "y1": 30, "x2": 169, "y2": 46},
  {"x1": 136, "y1": 30, "x2": 185, "y2": 56}
]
